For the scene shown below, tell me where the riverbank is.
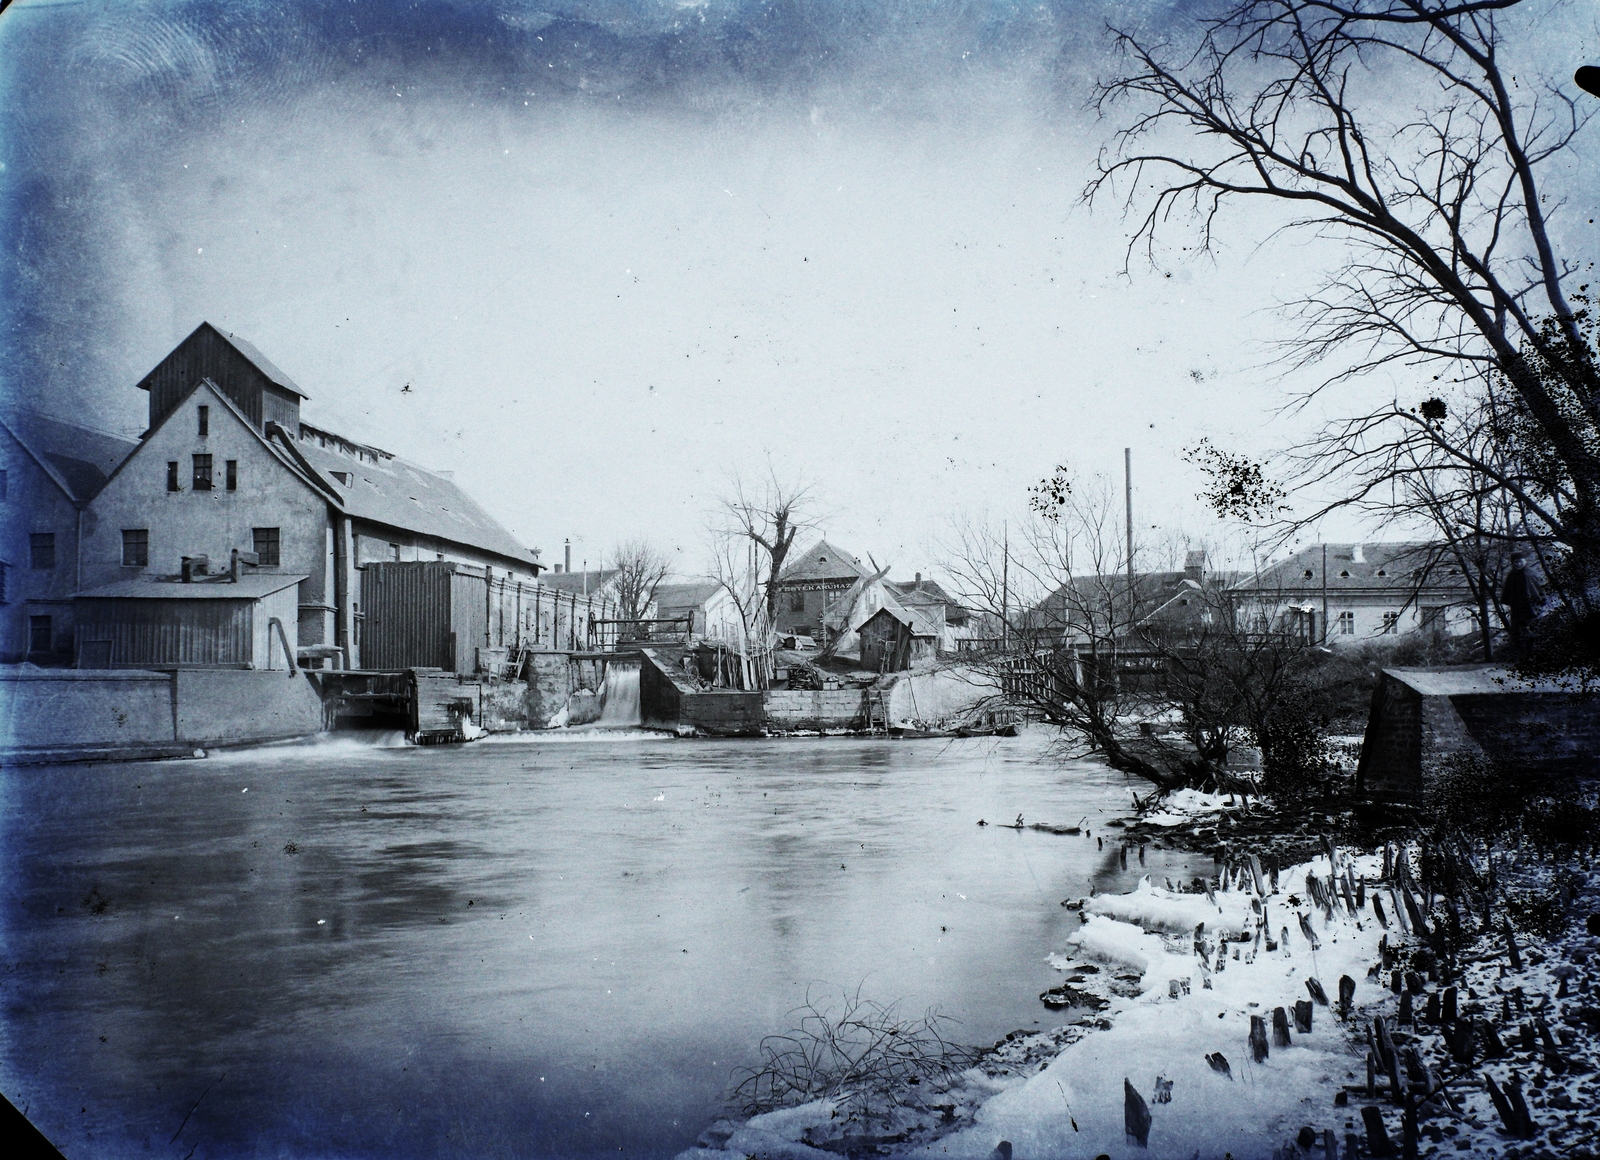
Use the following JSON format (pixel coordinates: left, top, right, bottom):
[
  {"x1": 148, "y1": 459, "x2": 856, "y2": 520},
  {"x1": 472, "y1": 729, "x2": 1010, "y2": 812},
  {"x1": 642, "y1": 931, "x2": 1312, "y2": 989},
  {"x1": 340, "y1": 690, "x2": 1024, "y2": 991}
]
[{"x1": 679, "y1": 796, "x2": 1600, "y2": 1160}]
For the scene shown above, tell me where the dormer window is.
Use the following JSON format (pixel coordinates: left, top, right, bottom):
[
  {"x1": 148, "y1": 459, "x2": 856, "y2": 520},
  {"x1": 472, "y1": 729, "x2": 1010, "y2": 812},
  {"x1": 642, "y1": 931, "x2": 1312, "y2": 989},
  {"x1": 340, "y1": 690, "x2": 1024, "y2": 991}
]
[
  {"x1": 1376, "y1": 569, "x2": 1387, "y2": 577},
  {"x1": 328, "y1": 470, "x2": 352, "y2": 487},
  {"x1": 819, "y1": 556, "x2": 828, "y2": 563},
  {"x1": 1339, "y1": 569, "x2": 1350, "y2": 578},
  {"x1": 1303, "y1": 569, "x2": 1314, "y2": 579}
]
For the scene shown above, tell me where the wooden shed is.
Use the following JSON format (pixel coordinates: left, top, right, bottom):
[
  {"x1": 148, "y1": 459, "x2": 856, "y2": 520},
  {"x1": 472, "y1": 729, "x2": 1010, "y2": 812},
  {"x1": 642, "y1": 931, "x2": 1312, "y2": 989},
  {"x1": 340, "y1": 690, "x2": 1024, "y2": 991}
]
[
  {"x1": 859, "y1": 604, "x2": 940, "y2": 673},
  {"x1": 74, "y1": 574, "x2": 306, "y2": 670}
]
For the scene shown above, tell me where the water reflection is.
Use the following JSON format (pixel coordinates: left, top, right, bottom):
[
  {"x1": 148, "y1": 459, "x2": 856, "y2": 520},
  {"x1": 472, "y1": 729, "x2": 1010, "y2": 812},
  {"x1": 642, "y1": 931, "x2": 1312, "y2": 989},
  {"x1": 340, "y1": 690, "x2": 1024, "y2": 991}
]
[{"x1": 1, "y1": 731, "x2": 1201, "y2": 1159}]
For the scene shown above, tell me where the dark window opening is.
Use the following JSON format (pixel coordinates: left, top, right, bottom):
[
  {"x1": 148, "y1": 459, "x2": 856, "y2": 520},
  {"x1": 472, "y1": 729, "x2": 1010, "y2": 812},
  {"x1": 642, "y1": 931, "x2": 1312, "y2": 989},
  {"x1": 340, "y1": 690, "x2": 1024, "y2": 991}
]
[
  {"x1": 29, "y1": 615, "x2": 52, "y2": 654},
  {"x1": 0, "y1": 564, "x2": 7, "y2": 604},
  {"x1": 29, "y1": 532, "x2": 55, "y2": 570},
  {"x1": 253, "y1": 527, "x2": 280, "y2": 567},
  {"x1": 167, "y1": 461, "x2": 180, "y2": 492},
  {"x1": 0, "y1": 468, "x2": 8, "y2": 500},
  {"x1": 389, "y1": 543, "x2": 400, "y2": 561},
  {"x1": 226, "y1": 460, "x2": 238, "y2": 491},
  {"x1": 198, "y1": 405, "x2": 209, "y2": 437},
  {"x1": 789, "y1": 590, "x2": 806, "y2": 613},
  {"x1": 192, "y1": 454, "x2": 213, "y2": 491},
  {"x1": 122, "y1": 529, "x2": 149, "y2": 567}
]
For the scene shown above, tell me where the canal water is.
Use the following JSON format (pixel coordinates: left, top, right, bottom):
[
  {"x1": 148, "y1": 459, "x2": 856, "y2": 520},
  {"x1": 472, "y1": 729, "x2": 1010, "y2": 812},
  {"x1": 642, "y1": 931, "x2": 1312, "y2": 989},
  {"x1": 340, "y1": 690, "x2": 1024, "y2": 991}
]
[{"x1": 0, "y1": 730, "x2": 1204, "y2": 1159}]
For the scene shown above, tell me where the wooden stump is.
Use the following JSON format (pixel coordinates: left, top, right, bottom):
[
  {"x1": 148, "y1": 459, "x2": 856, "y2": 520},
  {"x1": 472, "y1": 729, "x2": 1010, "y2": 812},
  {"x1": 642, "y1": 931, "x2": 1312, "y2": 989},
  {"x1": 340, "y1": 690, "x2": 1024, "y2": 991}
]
[
  {"x1": 1306, "y1": 976, "x2": 1330, "y2": 1006},
  {"x1": 1250, "y1": 1014, "x2": 1270, "y2": 1062},
  {"x1": 1273, "y1": 1006, "x2": 1292, "y2": 1048},
  {"x1": 1441, "y1": 985, "x2": 1458, "y2": 1024},
  {"x1": 1338, "y1": 975, "x2": 1356, "y2": 1018},
  {"x1": 1124, "y1": 1077, "x2": 1152, "y2": 1147},
  {"x1": 1294, "y1": 999, "x2": 1313, "y2": 1033},
  {"x1": 1362, "y1": 1105, "x2": 1394, "y2": 1157},
  {"x1": 1398, "y1": 990, "x2": 1413, "y2": 1027}
]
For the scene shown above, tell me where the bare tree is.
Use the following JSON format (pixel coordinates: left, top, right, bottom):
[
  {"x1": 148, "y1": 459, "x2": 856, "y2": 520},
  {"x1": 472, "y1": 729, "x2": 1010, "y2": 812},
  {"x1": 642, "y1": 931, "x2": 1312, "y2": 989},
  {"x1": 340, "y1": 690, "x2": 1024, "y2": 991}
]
[
  {"x1": 1090, "y1": 0, "x2": 1600, "y2": 553},
  {"x1": 609, "y1": 538, "x2": 672, "y2": 627},
  {"x1": 715, "y1": 467, "x2": 820, "y2": 627}
]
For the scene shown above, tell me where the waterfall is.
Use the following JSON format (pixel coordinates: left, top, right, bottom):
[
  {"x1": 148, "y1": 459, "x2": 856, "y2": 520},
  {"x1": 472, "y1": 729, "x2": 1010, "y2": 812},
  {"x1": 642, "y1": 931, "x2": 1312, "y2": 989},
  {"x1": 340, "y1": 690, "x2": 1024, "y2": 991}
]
[{"x1": 597, "y1": 662, "x2": 642, "y2": 727}]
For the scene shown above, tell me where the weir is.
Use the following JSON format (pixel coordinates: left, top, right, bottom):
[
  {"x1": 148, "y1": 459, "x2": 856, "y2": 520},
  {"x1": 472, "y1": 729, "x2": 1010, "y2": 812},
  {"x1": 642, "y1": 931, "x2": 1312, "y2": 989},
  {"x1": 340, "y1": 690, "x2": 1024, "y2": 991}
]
[{"x1": 597, "y1": 661, "x2": 642, "y2": 727}]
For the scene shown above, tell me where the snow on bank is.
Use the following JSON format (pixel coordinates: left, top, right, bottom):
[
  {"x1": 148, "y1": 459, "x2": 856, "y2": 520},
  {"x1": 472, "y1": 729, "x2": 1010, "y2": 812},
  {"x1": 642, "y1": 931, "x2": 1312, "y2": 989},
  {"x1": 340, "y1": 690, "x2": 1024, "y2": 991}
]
[
  {"x1": 1081, "y1": 875, "x2": 1256, "y2": 938},
  {"x1": 679, "y1": 850, "x2": 1396, "y2": 1160},
  {"x1": 909, "y1": 855, "x2": 1384, "y2": 1159}
]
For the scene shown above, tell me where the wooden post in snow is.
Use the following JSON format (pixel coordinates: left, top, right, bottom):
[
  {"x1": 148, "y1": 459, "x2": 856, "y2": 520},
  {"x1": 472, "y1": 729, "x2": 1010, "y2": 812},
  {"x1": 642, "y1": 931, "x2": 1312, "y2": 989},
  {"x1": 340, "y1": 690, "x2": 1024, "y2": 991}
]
[
  {"x1": 1249, "y1": 1015, "x2": 1270, "y2": 1062},
  {"x1": 1123, "y1": 1077, "x2": 1151, "y2": 1147}
]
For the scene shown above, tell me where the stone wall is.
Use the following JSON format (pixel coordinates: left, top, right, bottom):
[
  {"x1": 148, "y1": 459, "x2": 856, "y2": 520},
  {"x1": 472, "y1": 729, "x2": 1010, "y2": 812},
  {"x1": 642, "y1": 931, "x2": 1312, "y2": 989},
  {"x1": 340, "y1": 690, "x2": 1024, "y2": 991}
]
[
  {"x1": 1, "y1": 667, "x2": 324, "y2": 762},
  {"x1": 764, "y1": 689, "x2": 870, "y2": 732},
  {"x1": 885, "y1": 666, "x2": 999, "y2": 726}
]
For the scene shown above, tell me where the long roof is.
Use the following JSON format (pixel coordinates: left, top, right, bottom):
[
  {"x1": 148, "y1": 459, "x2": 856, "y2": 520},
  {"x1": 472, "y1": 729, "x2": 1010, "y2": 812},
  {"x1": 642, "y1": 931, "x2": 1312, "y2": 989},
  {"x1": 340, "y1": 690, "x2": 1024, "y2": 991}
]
[
  {"x1": 778, "y1": 539, "x2": 873, "y2": 584},
  {"x1": 76, "y1": 573, "x2": 308, "y2": 600},
  {"x1": 1229, "y1": 543, "x2": 1474, "y2": 594},
  {"x1": 540, "y1": 568, "x2": 619, "y2": 594},
  {"x1": 291, "y1": 436, "x2": 534, "y2": 566},
  {"x1": 0, "y1": 409, "x2": 138, "y2": 503},
  {"x1": 654, "y1": 579, "x2": 722, "y2": 611}
]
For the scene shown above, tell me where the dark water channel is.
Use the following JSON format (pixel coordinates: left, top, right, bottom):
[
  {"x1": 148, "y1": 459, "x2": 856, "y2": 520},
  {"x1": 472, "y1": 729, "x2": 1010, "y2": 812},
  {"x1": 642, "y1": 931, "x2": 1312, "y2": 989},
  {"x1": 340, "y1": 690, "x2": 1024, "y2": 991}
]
[{"x1": 1, "y1": 730, "x2": 1203, "y2": 1159}]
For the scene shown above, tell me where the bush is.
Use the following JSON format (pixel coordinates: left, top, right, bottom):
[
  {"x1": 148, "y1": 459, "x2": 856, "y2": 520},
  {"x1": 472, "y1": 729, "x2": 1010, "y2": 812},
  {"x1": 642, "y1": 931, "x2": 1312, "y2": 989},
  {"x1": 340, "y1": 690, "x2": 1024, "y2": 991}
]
[
  {"x1": 1256, "y1": 682, "x2": 1332, "y2": 799},
  {"x1": 729, "y1": 988, "x2": 979, "y2": 1117}
]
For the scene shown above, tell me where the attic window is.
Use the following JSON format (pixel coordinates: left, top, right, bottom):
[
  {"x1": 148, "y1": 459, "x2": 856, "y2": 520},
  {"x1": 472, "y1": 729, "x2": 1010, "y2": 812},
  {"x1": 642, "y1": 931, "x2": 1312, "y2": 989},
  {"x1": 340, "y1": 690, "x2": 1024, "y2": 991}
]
[
  {"x1": 1303, "y1": 569, "x2": 1314, "y2": 579},
  {"x1": 1376, "y1": 569, "x2": 1387, "y2": 576},
  {"x1": 1339, "y1": 570, "x2": 1350, "y2": 578},
  {"x1": 819, "y1": 556, "x2": 828, "y2": 563},
  {"x1": 329, "y1": 470, "x2": 352, "y2": 487}
]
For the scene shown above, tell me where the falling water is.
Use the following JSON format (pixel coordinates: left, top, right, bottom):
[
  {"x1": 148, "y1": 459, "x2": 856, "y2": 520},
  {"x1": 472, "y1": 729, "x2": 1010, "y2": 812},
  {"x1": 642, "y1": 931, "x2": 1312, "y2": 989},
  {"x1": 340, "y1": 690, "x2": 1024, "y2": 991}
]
[{"x1": 596, "y1": 662, "x2": 642, "y2": 727}]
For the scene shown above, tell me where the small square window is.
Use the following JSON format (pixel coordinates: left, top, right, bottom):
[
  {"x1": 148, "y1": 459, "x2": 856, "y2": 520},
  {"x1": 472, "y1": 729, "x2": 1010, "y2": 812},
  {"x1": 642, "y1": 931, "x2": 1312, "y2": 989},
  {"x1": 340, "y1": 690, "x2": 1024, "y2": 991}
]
[
  {"x1": 1336, "y1": 610, "x2": 1355, "y2": 635},
  {"x1": 252, "y1": 527, "x2": 280, "y2": 567},
  {"x1": 167, "y1": 461, "x2": 180, "y2": 492},
  {"x1": 192, "y1": 454, "x2": 213, "y2": 491},
  {"x1": 1381, "y1": 612, "x2": 1399, "y2": 635},
  {"x1": 29, "y1": 532, "x2": 55, "y2": 570},
  {"x1": 122, "y1": 529, "x2": 149, "y2": 567},
  {"x1": 198, "y1": 405, "x2": 209, "y2": 437},
  {"x1": 226, "y1": 460, "x2": 238, "y2": 491}
]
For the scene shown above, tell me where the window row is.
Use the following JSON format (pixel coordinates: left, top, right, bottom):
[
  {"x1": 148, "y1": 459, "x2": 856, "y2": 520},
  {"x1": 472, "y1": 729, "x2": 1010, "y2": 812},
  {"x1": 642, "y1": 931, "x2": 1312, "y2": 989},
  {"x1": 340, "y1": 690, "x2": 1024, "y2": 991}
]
[
  {"x1": 167, "y1": 456, "x2": 239, "y2": 492},
  {"x1": 121, "y1": 527, "x2": 280, "y2": 567}
]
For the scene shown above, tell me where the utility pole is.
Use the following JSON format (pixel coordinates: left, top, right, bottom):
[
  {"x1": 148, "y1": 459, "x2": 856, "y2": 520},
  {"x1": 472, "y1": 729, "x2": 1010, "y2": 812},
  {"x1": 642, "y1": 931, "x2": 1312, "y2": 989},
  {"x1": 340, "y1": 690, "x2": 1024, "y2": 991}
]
[
  {"x1": 1321, "y1": 542, "x2": 1329, "y2": 645},
  {"x1": 1001, "y1": 521, "x2": 1010, "y2": 650},
  {"x1": 1124, "y1": 446, "x2": 1135, "y2": 595}
]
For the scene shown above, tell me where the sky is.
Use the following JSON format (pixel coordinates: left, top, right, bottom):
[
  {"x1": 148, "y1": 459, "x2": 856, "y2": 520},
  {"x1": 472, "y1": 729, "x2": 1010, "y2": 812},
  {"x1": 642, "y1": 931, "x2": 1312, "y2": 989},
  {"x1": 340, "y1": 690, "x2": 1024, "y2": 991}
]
[{"x1": 2, "y1": 0, "x2": 1596, "y2": 583}]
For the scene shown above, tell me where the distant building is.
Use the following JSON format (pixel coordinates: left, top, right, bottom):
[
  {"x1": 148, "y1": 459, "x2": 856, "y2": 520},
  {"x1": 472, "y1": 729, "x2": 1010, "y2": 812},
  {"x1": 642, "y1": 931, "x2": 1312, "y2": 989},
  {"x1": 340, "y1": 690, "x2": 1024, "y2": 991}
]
[
  {"x1": 1227, "y1": 543, "x2": 1476, "y2": 645},
  {"x1": 80, "y1": 322, "x2": 545, "y2": 668},
  {"x1": 1027, "y1": 550, "x2": 1215, "y2": 647},
  {"x1": 773, "y1": 539, "x2": 879, "y2": 638},
  {"x1": 0, "y1": 410, "x2": 138, "y2": 663},
  {"x1": 887, "y1": 573, "x2": 971, "y2": 652},
  {"x1": 652, "y1": 579, "x2": 742, "y2": 640}
]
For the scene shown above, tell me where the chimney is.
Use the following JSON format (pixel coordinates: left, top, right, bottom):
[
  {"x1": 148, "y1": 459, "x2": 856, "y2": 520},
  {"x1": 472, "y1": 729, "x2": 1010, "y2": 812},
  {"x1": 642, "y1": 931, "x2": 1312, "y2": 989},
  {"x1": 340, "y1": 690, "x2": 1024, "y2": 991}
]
[
  {"x1": 181, "y1": 557, "x2": 194, "y2": 583},
  {"x1": 915, "y1": 572, "x2": 922, "y2": 585},
  {"x1": 1184, "y1": 550, "x2": 1206, "y2": 584},
  {"x1": 564, "y1": 539, "x2": 572, "y2": 573},
  {"x1": 1352, "y1": 544, "x2": 1366, "y2": 564}
]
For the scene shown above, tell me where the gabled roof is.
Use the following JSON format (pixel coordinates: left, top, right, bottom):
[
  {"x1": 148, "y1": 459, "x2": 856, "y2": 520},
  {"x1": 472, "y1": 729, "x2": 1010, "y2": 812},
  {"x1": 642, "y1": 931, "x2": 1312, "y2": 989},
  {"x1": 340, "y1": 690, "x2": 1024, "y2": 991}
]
[
  {"x1": 292, "y1": 436, "x2": 534, "y2": 567},
  {"x1": 540, "y1": 568, "x2": 620, "y2": 595},
  {"x1": 138, "y1": 322, "x2": 308, "y2": 399},
  {"x1": 865, "y1": 593, "x2": 942, "y2": 638},
  {"x1": 0, "y1": 410, "x2": 138, "y2": 503},
  {"x1": 654, "y1": 579, "x2": 723, "y2": 611},
  {"x1": 889, "y1": 577, "x2": 968, "y2": 623},
  {"x1": 778, "y1": 539, "x2": 873, "y2": 584},
  {"x1": 1229, "y1": 543, "x2": 1473, "y2": 594},
  {"x1": 76, "y1": 573, "x2": 308, "y2": 600}
]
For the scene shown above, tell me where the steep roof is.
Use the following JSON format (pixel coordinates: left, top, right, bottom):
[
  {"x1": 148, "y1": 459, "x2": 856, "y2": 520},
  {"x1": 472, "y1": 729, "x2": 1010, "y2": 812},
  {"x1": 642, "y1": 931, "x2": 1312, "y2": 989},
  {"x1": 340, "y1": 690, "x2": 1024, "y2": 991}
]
[
  {"x1": 866, "y1": 594, "x2": 942, "y2": 638},
  {"x1": 889, "y1": 577, "x2": 968, "y2": 623},
  {"x1": 654, "y1": 579, "x2": 722, "y2": 611},
  {"x1": 0, "y1": 409, "x2": 138, "y2": 503},
  {"x1": 137, "y1": 322, "x2": 308, "y2": 400},
  {"x1": 1229, "y1": 543, "x2": 1473, "y2": 595},
  {"x1": 778, "y1": 539, "x2": 873, "y2": 584},
  {"x1": 291, "y1": 434, "x2": 534, "y2": 567}
]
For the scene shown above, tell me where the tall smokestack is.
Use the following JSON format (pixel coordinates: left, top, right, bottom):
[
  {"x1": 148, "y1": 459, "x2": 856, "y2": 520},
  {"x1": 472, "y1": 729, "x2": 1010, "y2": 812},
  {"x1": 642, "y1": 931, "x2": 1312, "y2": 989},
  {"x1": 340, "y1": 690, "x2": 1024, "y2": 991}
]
[{"x1": 564, "y1": 538, "x2": 572, "y2": 574}]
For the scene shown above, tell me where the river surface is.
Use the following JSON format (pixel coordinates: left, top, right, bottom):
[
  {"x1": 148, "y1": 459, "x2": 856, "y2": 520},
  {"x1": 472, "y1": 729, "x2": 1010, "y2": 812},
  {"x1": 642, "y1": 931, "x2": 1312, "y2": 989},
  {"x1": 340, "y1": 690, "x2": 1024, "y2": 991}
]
[{"x1": 1, "y1": 729, "x2": 1204, "y2": 1159}]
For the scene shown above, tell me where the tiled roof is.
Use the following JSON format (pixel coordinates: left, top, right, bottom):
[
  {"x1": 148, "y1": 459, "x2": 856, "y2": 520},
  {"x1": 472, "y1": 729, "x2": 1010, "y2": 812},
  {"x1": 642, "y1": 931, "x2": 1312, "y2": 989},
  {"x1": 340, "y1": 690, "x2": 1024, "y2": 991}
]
[
  {"x1": 778, "y1": 539, "x2": 873, "y2": 584},
  {"x1": 291, "y1": 436, "x2": 534, "y2": 567},
  {"x1": 0, "y1": 409, "x2": 138, "y2": 502},
  {"x1": 654, "y1": 580, "x2": 722, "y2": 611},
  {"x1": 1230, "y1": 543, "x2": 1472, "y2": 593},
  {"x1": 540, "y1": 569, "x2": 620, "y2": 594}
]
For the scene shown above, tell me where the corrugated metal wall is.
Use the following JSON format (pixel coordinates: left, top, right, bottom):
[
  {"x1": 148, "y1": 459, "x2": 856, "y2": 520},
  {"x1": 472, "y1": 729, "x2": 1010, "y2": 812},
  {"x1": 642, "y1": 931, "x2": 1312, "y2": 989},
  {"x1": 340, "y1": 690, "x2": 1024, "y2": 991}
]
[
  {"x1": 360, "y1": 562, "x2": 457, "y2": 670},
  {"x1": 75, "y1": 598, "x2": 253, "y2": 667}
]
